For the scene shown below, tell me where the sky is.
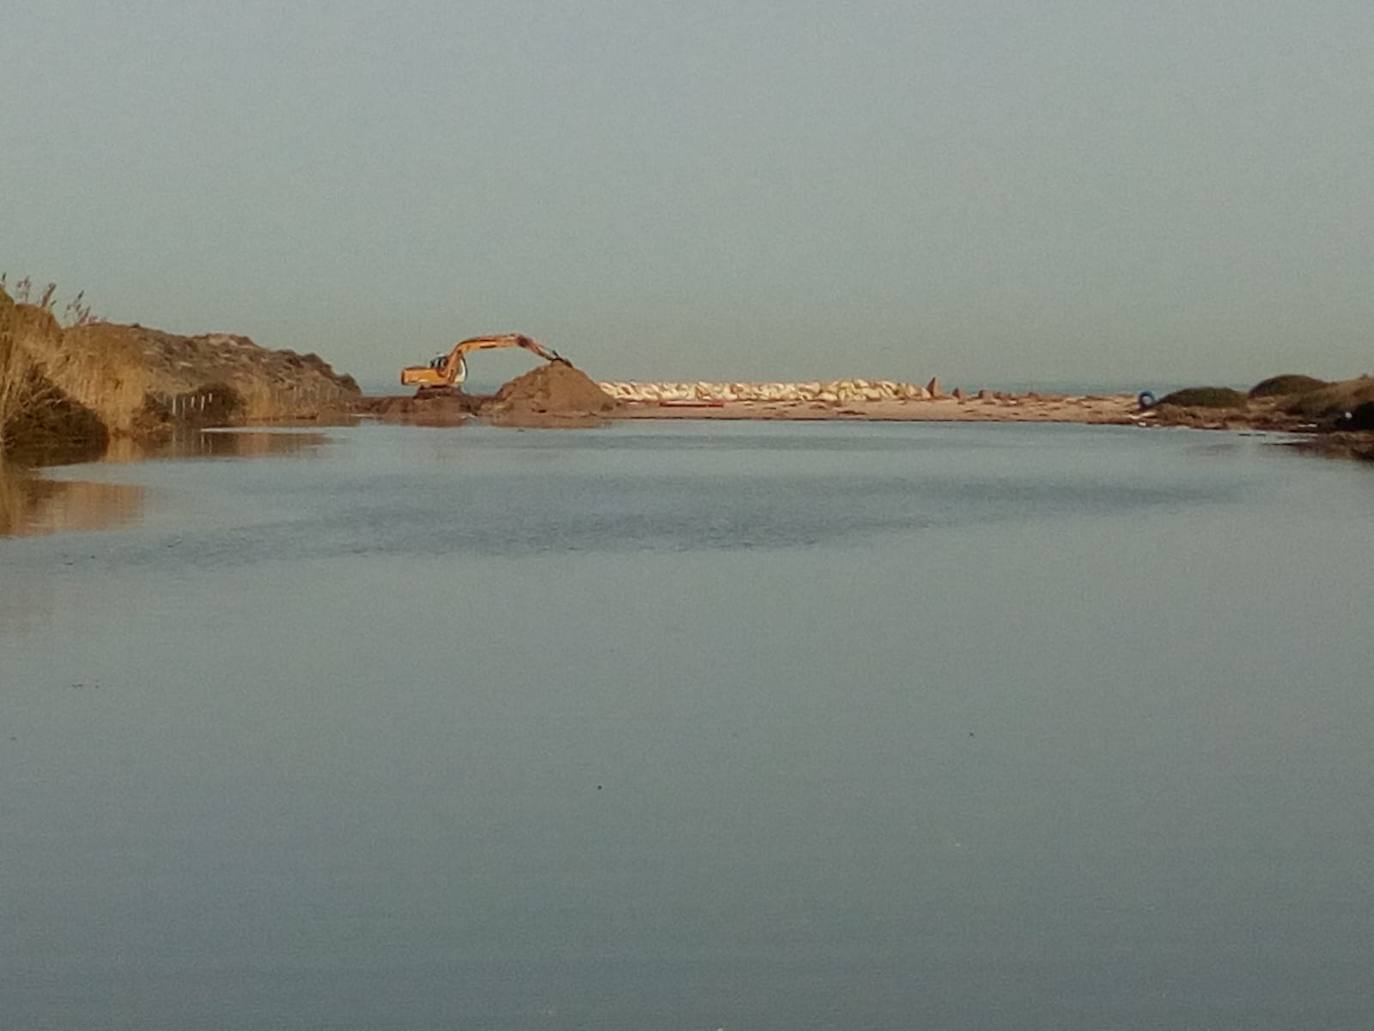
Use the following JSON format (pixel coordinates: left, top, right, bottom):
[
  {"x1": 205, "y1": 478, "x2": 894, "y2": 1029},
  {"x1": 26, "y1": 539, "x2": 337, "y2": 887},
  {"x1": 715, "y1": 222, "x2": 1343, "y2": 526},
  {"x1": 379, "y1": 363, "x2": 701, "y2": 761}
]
[{"x1": 3, "y1": 1, "x2": 1372, "y2": 390}]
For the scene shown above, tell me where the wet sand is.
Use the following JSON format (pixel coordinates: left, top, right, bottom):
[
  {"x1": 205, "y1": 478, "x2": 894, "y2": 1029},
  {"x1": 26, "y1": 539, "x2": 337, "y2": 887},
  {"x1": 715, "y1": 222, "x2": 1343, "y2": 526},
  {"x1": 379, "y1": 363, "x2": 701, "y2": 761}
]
[
  {"x1": 613, "y1": 393, "x2": 1140, "y2": 424},
  {"x1": 358, "y1": 391, "x2": 1373, "y2": 460},
  {"x1": 361, "y1": 392, "x2": 1142, "y2": 427}
]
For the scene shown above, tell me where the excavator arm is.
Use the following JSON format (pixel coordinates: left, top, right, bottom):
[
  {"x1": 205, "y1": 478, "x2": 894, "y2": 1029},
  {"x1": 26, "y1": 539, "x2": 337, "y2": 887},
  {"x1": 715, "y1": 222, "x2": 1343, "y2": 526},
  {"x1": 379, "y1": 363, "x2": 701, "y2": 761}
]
[{"x1": 401, "y1": 334, "x2": 562, "y2": 391}]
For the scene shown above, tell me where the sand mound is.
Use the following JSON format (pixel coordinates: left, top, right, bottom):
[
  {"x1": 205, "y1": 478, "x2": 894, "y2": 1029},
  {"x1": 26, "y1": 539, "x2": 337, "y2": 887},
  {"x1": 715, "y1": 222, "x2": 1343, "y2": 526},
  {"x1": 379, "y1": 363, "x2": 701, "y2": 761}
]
[{"x1": 488, "y1": 360, "x2": 619, "y2": 417}]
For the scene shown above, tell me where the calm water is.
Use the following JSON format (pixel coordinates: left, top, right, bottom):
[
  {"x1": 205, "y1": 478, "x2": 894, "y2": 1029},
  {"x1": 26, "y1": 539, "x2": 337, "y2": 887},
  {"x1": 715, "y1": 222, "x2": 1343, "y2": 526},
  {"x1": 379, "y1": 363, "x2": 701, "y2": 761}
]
[{"x1": 2, "y1": 421, "x2": 1372, "y2": 1030}]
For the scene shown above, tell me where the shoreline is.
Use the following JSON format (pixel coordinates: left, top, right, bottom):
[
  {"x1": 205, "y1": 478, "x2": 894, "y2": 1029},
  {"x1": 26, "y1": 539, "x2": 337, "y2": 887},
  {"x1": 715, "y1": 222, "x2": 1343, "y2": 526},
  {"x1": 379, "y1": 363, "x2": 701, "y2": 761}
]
[
  {"x1": 610, "y1": 393, "x2": 1139, "y2": 424},
  {"x1": 355, "y1": 388, "x2": 1144, "y2": 427},
  {"x1": 352, "y1": 386, "x2": 1374, "y2": 460},
  {"x1": 6, "y1": 269, "x2": 1370, "y2": 463}
]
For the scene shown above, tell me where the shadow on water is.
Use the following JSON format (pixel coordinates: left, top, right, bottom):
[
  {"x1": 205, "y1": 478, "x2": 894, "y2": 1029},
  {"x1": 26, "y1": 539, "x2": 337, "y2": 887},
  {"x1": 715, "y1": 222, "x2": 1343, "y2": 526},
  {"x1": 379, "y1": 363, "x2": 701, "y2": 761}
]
[{"x1": 0, "y1": 463, "x2": 144, "y2": 538}]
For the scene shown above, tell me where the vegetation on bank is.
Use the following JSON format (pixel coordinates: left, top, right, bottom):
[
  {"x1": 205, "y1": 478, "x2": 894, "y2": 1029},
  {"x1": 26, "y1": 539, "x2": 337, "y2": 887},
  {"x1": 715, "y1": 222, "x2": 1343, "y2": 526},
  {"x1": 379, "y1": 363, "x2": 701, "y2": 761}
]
[
  {"x1": 1156, "y1": 386, "x2": 1249, "y2": 409},
  {"x1": 1155, "y1": 375, "x2": 1374, "y2": 422},
  {"x1": 1282, "y1": 377, "x2": 1374, "y2": 420},
  {"x1": 1248, "y1": 374, "x2": 1328, "y2": 398},
  {"x1": 1147, "y1": 375, "x2": 1374, "y2": 450},
  {"x1": 1, "y1": 284, "x2": 111, "y2": 462},
  {"x1": 2, "y1": 287, "x2": 59, "y2": 457},
  {"x1": 0, "y1": 293, "x2": 34, "y2": 452}
]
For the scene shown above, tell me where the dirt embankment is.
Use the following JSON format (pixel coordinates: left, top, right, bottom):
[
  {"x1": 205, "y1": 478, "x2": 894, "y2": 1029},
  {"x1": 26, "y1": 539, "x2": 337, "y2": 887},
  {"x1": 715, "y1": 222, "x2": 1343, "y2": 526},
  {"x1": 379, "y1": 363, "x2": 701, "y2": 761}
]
[
  {"x1": 56, "y1": 323, "x2": 361, "y2": 435},
  {"x1": 1, "y1": 284, "x2": 360, "y2": 458}
]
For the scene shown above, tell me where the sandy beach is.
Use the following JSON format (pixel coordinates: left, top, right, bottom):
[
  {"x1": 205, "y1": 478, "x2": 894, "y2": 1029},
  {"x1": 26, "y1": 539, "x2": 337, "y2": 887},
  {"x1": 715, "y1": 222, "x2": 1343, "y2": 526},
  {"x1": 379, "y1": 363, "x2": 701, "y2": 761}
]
[
  {"x1": 360, "y1": 369, "x2": 1372, "y2": 457},
  {"x1": 360, "y1": 365, "x2": 1145, "y2": 428},
  {"x1": 611, "y1": 393, "x2": 1140, "y2": 424}
]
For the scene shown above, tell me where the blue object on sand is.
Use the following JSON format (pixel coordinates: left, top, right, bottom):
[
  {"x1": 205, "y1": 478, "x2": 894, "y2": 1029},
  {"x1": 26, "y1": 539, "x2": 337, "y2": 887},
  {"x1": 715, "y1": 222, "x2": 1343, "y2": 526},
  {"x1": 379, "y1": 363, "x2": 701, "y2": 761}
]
[{"x1": 1137, "y1": 390, "x2": 1156, "y2": 410}]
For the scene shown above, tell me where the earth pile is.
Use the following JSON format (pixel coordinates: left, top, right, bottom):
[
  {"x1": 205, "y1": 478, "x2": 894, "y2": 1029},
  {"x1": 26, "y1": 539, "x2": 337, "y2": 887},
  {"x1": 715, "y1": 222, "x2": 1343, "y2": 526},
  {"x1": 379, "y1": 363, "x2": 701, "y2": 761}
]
[{"x1": 483, "y1": 361, "x2": 620, "y2": 420}]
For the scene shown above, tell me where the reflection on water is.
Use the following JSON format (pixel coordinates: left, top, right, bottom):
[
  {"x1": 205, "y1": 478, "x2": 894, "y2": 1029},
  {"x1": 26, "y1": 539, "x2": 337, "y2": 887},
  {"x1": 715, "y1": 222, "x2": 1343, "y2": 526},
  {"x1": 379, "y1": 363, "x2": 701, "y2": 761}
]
[
  {"x1": 103, "y1": 429, "x2": 330, "y2": 462},
  {"x1": 171, "y1": 429, "x2": 330, "y2": 460},
  {"x1": 0, "y1": 464, "x2": 144, "y2": 538},
  {"x1": 1, "y1": 430, "x2": 326, "y2": 537}
]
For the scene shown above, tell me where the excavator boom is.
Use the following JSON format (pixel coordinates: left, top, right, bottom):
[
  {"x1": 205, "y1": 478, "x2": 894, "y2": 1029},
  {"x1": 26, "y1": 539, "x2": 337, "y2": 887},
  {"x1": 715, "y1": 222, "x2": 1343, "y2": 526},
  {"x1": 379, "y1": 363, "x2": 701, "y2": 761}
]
[{"x1": 400, "y1": 334, "x2": 562, "y2": 392}]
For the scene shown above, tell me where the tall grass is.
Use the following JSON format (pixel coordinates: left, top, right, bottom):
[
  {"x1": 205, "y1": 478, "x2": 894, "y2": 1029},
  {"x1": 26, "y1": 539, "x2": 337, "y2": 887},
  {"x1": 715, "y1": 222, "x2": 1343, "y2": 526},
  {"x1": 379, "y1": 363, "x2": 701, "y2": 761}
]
[
  {"x1": 0, "y1": 275, "x2": 101, "y2": 326},
  {"x1": 0, "y1": 293, "x2": 51, "y2": 456},
  {"x1": 0, "y1": 280, "x2": 103, "y2": 456}
]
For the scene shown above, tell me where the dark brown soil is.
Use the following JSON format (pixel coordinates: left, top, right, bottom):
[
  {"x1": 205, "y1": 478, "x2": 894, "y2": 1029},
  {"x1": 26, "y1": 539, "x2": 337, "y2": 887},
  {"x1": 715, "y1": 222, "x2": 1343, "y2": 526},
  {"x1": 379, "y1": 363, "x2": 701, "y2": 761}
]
[
  {"x1": 3, "y1": 385, "x2": 109, "y2": 465},
  {"x1": 357, "y1": 392, "x2": 479, "y2": 425}
]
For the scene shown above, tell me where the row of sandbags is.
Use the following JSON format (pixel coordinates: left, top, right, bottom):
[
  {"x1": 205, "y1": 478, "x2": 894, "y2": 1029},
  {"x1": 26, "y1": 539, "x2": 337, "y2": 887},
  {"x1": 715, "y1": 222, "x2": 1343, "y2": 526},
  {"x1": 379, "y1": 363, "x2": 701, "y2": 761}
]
[{"x1": 597, "y1": 378, "x2": 942, "y2": 403}]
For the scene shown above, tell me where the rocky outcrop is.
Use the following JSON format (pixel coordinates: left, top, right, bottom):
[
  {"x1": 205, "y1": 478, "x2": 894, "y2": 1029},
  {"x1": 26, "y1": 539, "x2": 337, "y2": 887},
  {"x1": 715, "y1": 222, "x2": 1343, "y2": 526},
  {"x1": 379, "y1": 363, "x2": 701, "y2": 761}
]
[{"x1": 598, "y1": 379, "x2": 935, "y2": 404}]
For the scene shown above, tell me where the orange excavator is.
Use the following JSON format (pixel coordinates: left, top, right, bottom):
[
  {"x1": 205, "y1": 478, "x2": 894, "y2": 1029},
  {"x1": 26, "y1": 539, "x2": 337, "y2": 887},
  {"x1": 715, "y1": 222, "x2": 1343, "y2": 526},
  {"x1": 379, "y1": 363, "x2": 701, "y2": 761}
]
[{"x1": 400, "y1": 333, "x2": 563, "y2": 396}]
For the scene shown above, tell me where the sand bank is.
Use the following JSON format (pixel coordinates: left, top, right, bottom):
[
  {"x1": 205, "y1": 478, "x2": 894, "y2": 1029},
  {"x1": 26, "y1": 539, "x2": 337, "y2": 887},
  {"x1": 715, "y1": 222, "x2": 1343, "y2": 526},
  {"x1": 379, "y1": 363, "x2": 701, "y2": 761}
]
[{"x1": 609, "y1": 392, "x2": 1140, "y2": 425}]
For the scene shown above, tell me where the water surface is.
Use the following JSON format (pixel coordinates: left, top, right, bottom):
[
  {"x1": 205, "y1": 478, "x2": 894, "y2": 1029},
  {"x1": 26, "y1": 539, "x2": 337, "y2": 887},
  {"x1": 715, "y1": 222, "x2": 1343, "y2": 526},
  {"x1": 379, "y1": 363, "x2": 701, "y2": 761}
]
[{"x1": 3, "y1": 421, "x2": 1372, "y2": 1029}]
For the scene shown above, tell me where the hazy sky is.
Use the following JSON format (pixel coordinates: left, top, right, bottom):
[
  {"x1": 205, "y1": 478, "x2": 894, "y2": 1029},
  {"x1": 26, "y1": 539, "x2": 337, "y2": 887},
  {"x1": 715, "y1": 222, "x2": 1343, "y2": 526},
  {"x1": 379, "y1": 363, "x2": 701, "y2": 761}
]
[{"x1": 4, "y1": 1, "x2": 1371, "y2": 388}]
